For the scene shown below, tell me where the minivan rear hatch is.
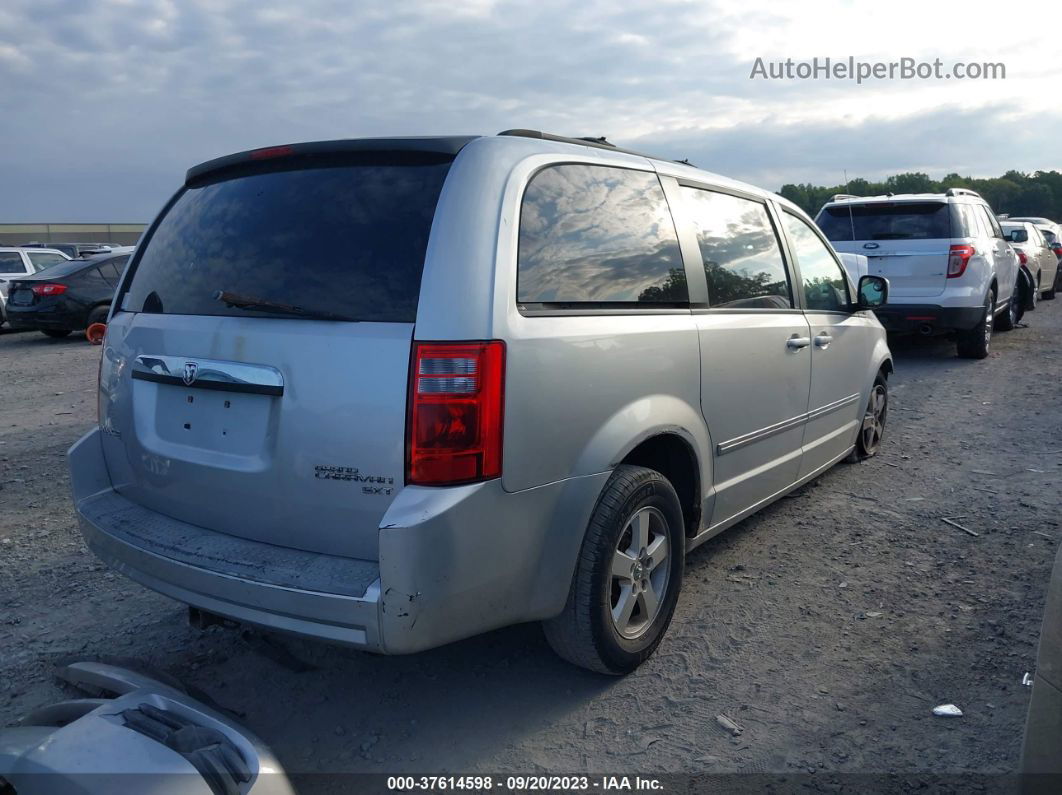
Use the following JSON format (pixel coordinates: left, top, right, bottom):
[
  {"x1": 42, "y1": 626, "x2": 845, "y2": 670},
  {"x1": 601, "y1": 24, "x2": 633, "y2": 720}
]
[
  {"x1": 816, "y1": 201, "x2": 953, "y2": 297},
  {"x1": 99, "y1": 141, "x2": 467, "y2": 561}
]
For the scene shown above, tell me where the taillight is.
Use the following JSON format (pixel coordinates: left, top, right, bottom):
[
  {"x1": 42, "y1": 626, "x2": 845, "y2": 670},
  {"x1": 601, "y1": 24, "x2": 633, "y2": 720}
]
[
  {"x1": 1052, "y1": 245, "x2": 1062, "y2": 257},
  {"x1": 1016, "y1": 249, "x2": 1028, "y2": 266},
  {"x1": 407, "y1": 341, "x2": 505, "y2": 486},
  {"x1": 947, "y1": 245, "x2": 975, "y2": 278},
  {"x1": 31, "y1": 283, "x2": 67, "y2": 296}
]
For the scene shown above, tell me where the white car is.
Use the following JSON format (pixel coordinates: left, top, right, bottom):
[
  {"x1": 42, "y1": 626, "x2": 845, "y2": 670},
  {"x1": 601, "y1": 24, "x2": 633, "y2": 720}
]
[
  {"x1": 816, "y1": 189, "x2": 1021, "y2": 359},
  {"x1": 0, "y1": 247, "x2": 70, "y2": 328},
  {"x1": 1000, "y1": 221, "x2": 1058, "y2": 302}
]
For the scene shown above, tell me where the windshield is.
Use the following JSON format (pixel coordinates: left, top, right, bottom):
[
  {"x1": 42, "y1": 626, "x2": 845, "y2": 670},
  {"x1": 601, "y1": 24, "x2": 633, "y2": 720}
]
[
  {"x1": 816, "y1": 202, "x2": 952, "y2": 241},
  {"x1": 122, "y1": 152, "x2": 454, "y2": 323}
]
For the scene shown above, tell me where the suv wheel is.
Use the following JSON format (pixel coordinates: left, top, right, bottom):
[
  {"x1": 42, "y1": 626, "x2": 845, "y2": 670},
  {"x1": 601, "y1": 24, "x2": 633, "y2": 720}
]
[
  {"x1": 848, "y1": 374, "x2": 888, "y2": 461},
  {"x1": 956, "y1": 290, "x2": 994, "y2": 359},
  {"x1": 996, "y1": 279, "x2": 1023, "y2": 332},
  {"x1": 543, "y1": 465, "x2": 685, "y2": 675}
]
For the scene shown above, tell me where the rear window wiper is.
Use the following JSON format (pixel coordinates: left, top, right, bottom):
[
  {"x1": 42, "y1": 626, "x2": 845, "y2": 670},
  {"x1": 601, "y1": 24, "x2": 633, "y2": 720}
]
[{"x1": 214, "y1": 290, "x2": 359, "y2": 322}]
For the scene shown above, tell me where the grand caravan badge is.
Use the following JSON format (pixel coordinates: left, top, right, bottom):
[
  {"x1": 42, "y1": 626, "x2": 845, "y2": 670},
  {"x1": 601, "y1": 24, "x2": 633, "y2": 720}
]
[{"x1": 314, "y1": 465, "x2": 394, "y2": 495}]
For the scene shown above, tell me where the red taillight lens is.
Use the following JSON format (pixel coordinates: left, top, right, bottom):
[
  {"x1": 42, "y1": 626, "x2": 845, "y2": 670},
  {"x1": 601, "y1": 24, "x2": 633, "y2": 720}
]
[
  {"x1": 407, "y1": 341, "x2": 505, "y2": 486},
  {"x1": 249, "y1": 145, "x2": 294, "y2": 160},
  {"x1": 31, "y1": 283, "x2": 67, "y2": 296},
  {"x1": 1016, "y1": 249, "x2": 1028, "y2": 266},
  {"x1": 947, "y1": 245, "x2": 975, "y2": 278},
  {"x1": 1052, "y1": 245, "x2": 1062, "y2": 257}
]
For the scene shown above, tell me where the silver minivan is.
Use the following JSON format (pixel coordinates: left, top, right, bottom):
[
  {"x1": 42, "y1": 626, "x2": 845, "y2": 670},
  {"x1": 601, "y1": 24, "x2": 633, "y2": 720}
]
[{"x1": 70, "y1": 131, "x2": 893, "y2": 674}]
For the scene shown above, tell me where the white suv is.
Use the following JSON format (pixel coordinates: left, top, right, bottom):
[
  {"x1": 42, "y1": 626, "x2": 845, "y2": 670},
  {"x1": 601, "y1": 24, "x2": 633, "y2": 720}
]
[{"x1": 816, "y1": 189, "x2": 1020, "y2": 358}]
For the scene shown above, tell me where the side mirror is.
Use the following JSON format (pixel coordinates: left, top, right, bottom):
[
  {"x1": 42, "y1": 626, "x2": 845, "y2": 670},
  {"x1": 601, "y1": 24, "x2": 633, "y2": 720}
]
[{"x1": 856, "y1": 275, "x2": 888, "y2": 310}]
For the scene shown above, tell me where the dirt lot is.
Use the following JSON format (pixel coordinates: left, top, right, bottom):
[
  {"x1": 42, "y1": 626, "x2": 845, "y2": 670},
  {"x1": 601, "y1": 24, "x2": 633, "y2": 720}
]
[{"x1": 2, "y1": 303, "x2": 1060, "y2": 787}]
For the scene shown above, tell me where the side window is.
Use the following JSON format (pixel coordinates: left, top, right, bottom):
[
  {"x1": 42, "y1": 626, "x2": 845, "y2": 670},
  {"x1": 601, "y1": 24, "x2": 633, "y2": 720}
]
[
  {"x1": 0, "y1": 252, "x2": 29, "y2": 274},
  {"x1": 782, "y1": 213, "x2": 851, "y2": 312},
  {"x1": 955, "y1": 204, "x2": 982, "y2": 238},
  {"x1": 27, "y1": 252, "x2": 67, "y2": 271},
  {"x1": 681, "y1": 187, "x2": 792, "y2": 309},
  {"x1": 98, "y1": 257, "x2": 129, "y2": 285},
  {"x1": 978, "y1": 206, "x2": 1004, "y2": 239},
  {"x1": 518, "y1": 164, "x2": 687, "y2": 305}
]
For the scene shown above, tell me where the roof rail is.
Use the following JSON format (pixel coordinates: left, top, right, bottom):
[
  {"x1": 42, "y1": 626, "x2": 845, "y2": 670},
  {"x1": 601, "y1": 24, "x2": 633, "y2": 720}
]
[
  {"x1": 945, "y1": 187, "x2": 982, "y2": 198},
  {"x1": 497, "y1": 129, "x2": 694, "y2": 167}
]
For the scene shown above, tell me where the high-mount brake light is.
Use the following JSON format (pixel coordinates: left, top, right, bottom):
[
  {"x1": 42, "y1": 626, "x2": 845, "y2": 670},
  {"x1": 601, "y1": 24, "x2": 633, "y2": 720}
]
[
  {"x1": 947, "y1": 245, "x2": 975, "y2": 278},
  {"x1": 249, "y1": 145, "x2": 295, "y2": 161},
  {"x1": 407, "y1": 341, "x2": 505, "y2": 486}
]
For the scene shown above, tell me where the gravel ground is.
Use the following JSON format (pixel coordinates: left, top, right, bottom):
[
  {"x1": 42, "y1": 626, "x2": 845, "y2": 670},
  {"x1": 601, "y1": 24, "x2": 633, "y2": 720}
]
[{"x1": 1, "y1": 303, "x2": 1060, "y2": 788}]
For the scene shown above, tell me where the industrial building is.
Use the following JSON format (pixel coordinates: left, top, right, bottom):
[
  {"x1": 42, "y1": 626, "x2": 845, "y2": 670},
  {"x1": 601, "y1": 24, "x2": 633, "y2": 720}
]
[{"x1": 0, "y1": 223, "x2": 146, "y2": 248}]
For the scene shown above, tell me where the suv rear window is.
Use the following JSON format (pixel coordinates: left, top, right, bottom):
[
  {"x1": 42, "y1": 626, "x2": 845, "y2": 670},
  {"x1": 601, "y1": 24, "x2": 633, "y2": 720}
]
[
  {"x1": 122, "y1": 152, "x2": 453, "y2": 323},
  {"x1": 816, "y1": 202, "x2": 952, "y2": 241}
]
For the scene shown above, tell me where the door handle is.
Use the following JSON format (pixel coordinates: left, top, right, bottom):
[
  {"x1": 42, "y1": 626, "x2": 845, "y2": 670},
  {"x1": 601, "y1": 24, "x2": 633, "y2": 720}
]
[
  {"x1": 786, "y1": 335, "x2": 811, "y2": 350},
  {"x1": 815, "y1": 332, "x2": 833, "y2": 349}
]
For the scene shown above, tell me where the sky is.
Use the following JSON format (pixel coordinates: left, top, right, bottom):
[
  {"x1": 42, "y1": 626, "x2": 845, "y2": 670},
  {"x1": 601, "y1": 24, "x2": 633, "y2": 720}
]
[{"x1": 2, "y1": 0, "x2": 1061, "y2": 221}]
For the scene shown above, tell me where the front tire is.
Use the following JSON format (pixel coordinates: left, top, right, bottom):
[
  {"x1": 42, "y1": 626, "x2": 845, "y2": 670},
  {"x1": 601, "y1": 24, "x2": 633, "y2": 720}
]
[
  {"x1": 543, "y1": 465, "x2": 685, "y2": 675},
  {"x1": 956, "y1": 290, "x2": 994, "y2": 359}
]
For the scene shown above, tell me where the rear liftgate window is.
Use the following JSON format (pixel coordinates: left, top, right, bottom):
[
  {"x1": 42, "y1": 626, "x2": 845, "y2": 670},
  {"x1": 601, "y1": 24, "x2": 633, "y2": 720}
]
[
  {"x1": 517, "y1": 164, "x2": 687, "y2": 308},
  {"x1": 817, "y1": 202, "x2": 952, "y2": 242},
  {"x1": 123, "y1": 152, "x2": 454, "y2": 322}
]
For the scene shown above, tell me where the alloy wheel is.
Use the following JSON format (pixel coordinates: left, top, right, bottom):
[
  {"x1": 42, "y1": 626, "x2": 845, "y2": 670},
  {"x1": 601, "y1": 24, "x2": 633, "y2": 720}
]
[
  {"x1": 861, "y1": 384, "x2": 887, "y2": 455},
  {"x1": 610, "y1": 507, "x2": 671, "y2": 639}
]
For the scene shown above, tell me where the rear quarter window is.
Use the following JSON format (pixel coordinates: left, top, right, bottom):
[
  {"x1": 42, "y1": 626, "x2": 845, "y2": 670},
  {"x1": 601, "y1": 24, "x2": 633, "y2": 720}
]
[
  {"x1": 816, "y1": 203, "x2": 951, "y2": 241},
  {"x1": 123, "y1": 152, "x2": 454, "y2": 323},
  {"x1": 0, "y1": 252, "x2": 28, "y2": 274},
  {"x1": 517, "y1": 164, "x2": 686, "y2": 306}
]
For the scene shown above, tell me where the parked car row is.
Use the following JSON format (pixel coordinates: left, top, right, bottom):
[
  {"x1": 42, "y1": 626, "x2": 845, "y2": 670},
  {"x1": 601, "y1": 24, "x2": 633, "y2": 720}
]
[
  {"x1": 2, "y1": 248, "x2": 133, "y2": 337},
  {"x1": 28, "y1": 130, "x2": 1058, "y2": 676},
  {"x1": 816, "y1": 189, "x2": 1062, "y2": 358},
  {"x1": 0, "y1": 246, "x2": 70, "y2": 329}
]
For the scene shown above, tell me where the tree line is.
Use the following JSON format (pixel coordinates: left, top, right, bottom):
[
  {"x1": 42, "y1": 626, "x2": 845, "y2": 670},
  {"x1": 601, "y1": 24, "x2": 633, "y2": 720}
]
[{"x1": 779, "y1": 170, "x2": 1062, "y2": 221}]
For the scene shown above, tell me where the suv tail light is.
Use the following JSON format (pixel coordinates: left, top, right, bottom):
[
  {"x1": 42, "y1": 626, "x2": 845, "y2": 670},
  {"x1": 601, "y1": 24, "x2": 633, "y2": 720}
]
[
  {"x1": 947, "y1": 245, "x2": 975, "y2": 278},
  {"x1": 1052, "y1": 244, "x2": 1062, "y2": 257},
  {"x1": 407, "y1": 341, "x2": 505, "y2": 486},
  {"x1": 1016, "y1": 249, "x2": 1028, "y2": 266},
  {"x1": 31, "y1": 283, "x2": 68, "y2": 296}
]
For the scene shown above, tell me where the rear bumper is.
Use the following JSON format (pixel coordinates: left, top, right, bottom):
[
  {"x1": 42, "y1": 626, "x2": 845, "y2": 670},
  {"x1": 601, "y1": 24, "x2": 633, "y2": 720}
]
[
  {"x1": 873, "y1": 304, "x2": 984, "y2": 334},
  {"x1": 69, "y1": 428, "x2": 607, "y2": 655},
  {"x1": 5, "y1": 303, "x2": 85, "y2": 330}
]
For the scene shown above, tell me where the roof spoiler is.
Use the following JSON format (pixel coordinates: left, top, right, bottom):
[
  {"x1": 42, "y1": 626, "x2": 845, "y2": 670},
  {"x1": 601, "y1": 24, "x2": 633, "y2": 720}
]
[
  {"x1": 184, "y1": 136, "x2": 478, "y2": 185},
  {"x1": 945, "y1": 187, "x2": 982, "y2": 198}
]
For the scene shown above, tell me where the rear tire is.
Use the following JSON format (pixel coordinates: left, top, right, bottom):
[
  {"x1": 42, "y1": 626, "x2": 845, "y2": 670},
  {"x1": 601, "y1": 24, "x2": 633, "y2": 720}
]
[
  {"x1": 543, "y1": 465, "x2": 685, "y2": 675},
  {"x1": 1045, "y1": 270, "x2": 1058, "y2": 300},
  {"x1": 42, "y1": 329, "x2": 71, "y2": 338},
  {"x1": 87, "y1": 305, "x2": 109, "y2": 327},
  {"x1": 956, "y1": 290, "x2": 994, "y2": 359},
  {"x1": 995, "y1": 280, "x2": 1022, "y2": 332}
]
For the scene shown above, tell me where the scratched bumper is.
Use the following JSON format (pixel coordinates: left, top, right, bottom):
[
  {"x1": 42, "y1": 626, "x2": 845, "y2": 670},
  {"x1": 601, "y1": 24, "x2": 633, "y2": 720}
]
[{"x1": 69, "y1": 428, "x2": 607, "y2": 655}]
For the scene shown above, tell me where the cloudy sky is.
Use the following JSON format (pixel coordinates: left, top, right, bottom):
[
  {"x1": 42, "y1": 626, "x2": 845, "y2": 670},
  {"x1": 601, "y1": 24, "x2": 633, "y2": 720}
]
[{"x1": 2, "y1": 0, "x2": 1061, "y2": 221}]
